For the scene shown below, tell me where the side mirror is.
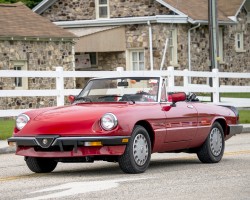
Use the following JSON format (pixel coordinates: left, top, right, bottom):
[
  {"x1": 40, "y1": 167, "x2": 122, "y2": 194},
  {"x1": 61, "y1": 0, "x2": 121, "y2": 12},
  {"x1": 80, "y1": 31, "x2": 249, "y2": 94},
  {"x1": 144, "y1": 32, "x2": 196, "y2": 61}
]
[
  {"x1": 171, "y1": 92, "x2": 186, "y2": 103},
  {"x1": 68, "y1": 95, "x2": 75, "y2": 104}
]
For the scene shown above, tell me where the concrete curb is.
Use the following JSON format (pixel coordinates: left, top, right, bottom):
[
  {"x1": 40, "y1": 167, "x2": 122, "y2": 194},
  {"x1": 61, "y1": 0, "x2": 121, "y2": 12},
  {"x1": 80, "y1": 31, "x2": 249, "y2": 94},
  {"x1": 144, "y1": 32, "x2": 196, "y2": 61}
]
[
  {"x1": 0, "y1": 146, "x2": 16, "y2": 154},
  {"x1": 1, "y1": 125, "x2": 250, "y2": 154},
  {"x1": 242, "y1": 126, "x2": 250, "y2": 133}
]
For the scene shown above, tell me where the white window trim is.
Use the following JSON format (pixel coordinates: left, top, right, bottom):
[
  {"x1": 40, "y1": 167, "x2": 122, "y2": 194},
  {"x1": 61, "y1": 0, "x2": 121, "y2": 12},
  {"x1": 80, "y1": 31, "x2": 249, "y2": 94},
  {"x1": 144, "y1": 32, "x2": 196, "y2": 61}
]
[
  {"x1": 95, "y1": 0, "x2": 110, "y2": 19},
  {"x1": 247, "y1": 12, "x2": 250, "y2": 23},
  {"x1": 169, "y1": 29, "x2": 178, "y2": 65},
  {"x1": 126, "y1": 49, "x2": 145, "y2": 71},
  {"x1": 218, "y1": 27, "x2": 224, "y2": 63},
  {"x1": 235, "y1": 32, "x2": 246, "y2": 52},
  {"x1": 13, "y1": 61, "x2": 28, "y2": 90}
]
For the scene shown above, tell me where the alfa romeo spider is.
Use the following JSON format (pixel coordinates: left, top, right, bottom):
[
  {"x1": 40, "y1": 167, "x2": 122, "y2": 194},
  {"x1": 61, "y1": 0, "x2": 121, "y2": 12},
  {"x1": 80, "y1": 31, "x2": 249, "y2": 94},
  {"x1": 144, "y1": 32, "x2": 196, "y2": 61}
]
[{"x1": 8, "y1": 76, "x2": 243, "y2": 174}]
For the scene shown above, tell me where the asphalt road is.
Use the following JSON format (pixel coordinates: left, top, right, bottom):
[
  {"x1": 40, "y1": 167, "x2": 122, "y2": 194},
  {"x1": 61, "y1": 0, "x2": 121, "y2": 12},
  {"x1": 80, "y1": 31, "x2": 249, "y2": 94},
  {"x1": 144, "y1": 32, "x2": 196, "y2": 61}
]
[{"x1": 0, "y1": 133, "x2": 250, "y2": 200}]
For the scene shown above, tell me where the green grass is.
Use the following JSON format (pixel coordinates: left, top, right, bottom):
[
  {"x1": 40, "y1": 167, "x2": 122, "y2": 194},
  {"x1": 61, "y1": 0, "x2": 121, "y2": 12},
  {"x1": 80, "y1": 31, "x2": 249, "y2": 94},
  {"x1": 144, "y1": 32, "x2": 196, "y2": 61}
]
[
  {"x1": 0, "y1": 119, "x2": 15, "y2": 140},
  {"x1": 239, "y1": 110, "x2": 250, "y2": 124},
  {"x1": 0, "y1": 110, "x2": 249, "y2": 140},
  {"x1": 220, "y1": 93, "x2": 250, "y2": 98},
  {"x1": 198, "y1": 93, "x2": 250, "y2": 98}
]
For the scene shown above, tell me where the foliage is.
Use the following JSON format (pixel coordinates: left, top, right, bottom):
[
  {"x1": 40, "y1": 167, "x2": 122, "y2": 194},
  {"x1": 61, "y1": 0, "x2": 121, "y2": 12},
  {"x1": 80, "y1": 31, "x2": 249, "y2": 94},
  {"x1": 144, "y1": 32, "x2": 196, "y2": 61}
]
[{"x1": 0, "y1": 0, "x2": 41, "y2": 8}]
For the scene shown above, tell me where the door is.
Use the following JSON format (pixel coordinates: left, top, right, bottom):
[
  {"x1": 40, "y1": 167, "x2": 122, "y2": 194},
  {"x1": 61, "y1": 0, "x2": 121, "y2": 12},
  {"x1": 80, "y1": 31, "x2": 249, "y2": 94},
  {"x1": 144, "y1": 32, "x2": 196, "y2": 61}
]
[{"x1": 161, "y1": 101, "x2": 198, "y2": 151}]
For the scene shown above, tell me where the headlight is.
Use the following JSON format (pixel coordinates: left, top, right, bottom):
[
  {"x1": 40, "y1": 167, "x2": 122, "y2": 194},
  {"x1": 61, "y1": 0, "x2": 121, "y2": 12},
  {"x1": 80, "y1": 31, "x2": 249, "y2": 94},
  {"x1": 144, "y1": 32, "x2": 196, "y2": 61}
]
[
  {"x1": 16, "y1": 114, "x2": 30, "y2": 130},
  {"x1": 100, "y1": 113, "x2": 118, "y2": 131}
]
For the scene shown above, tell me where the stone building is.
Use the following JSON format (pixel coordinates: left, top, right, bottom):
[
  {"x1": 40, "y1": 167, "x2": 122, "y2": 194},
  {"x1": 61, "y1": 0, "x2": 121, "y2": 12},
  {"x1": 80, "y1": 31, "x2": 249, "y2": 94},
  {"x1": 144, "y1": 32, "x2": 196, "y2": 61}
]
[
  {"x1": 33, "y1": 0, "x2": 250, "y2": 87},
  {"x1": 0, "y1": 2, "x2": 75, "y2": 110}
]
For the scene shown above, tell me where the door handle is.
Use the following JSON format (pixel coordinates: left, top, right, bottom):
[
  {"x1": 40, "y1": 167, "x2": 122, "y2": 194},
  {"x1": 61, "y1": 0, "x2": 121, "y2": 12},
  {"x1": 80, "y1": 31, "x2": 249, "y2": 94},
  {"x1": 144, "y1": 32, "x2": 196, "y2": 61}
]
[{"x1": 187, "y1": 105, "x2": 194, "y2": 109}]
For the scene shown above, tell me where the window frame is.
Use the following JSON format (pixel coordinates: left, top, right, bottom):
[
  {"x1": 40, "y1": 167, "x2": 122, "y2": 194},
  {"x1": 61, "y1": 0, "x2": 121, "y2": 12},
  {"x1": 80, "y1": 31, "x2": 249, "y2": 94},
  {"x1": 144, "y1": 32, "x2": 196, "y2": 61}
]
[
  {"x1": 13, "y1": 60, "x2": 28, "y2": 90},
  {"x1": 96, "y1": 0, "x2": 110, "y2": 19},
  {"x1": 235, "y1": 32, "x2": 245, "y2": 52},
  {"x1": 169, "y1": 29, "x2": 178, "y2": 65},
  {"x1": 218, "y1": 27, "x2": 224, "y2": 62},
  {"x1": 127, "y1": 49, "x2": 145, "y2": 71}
]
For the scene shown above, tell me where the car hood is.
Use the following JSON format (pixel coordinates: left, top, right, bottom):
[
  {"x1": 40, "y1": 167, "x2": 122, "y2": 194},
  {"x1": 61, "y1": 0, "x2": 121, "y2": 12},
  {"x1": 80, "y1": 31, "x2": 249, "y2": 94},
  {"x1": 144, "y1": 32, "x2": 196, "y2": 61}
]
[
  {"x1": 34, "y1": 103, "x2": 128, "y2": 121},
  {"x1": 17, "y1": 103, "x2": 131, "y2": 136}
]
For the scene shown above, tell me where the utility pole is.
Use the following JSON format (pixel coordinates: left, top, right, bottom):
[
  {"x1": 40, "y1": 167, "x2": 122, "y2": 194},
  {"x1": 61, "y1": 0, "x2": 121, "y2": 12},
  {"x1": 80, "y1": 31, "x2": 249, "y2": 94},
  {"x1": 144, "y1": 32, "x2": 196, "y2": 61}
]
[{"x1": 208, "y1": 0, "x2": 219, "y2": 101}]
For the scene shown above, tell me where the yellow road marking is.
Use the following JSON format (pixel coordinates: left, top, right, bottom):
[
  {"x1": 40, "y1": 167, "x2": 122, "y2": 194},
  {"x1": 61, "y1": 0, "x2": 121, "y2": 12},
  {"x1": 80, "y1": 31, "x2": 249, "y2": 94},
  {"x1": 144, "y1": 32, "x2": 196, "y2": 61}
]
[
  {"x1": 0, "y1": 173, "x2": 46, "y2": 182},
  {"x1": 1, "y1": 150, "x2": 250, "y2": 182},
  {"x1": 225, "y1": 150, "x2": 250, "y2": 156}
]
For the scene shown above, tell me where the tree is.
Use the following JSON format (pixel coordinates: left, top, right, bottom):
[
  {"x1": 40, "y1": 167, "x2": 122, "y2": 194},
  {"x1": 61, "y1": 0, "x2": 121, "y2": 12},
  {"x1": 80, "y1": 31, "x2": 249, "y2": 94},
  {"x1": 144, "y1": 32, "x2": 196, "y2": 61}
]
[{"x1": 0, "y1": 0, "x2": 41, "y2": 8}]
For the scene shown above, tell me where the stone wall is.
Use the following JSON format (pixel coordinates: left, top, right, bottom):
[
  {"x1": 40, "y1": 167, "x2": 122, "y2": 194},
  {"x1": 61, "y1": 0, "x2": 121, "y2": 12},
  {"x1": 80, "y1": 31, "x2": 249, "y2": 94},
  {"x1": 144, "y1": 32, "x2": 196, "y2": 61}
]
[
  {"x1": 109, "y1": 0, "x2": 171, "y2": 18},
  {"x1": 223, "y1": 9, "x2": 250, "y2": 73},
  {"x1": 41, "y1": 0, "x2": 250, "y2": 87},
  {"x1": 42, "y1": 0, "x2": 170, "y2": 21},
  {"x1": 0, "y1": 40, "x2": 74, "y2": 110}
]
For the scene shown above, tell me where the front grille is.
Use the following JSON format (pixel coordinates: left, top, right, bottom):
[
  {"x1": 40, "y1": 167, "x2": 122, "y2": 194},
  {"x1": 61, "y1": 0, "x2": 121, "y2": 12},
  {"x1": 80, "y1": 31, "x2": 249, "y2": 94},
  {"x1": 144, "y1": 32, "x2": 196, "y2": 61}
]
[{"x1": 34, "y1": 145, "x2": 74, "y2": 152}]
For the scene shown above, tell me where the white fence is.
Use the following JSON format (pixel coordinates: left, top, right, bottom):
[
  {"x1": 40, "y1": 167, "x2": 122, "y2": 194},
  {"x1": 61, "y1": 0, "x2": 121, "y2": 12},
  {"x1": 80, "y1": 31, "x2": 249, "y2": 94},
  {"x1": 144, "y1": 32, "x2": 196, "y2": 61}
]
[{"x1": 0, "y1": 66, "x2": 250, "y2": 117}]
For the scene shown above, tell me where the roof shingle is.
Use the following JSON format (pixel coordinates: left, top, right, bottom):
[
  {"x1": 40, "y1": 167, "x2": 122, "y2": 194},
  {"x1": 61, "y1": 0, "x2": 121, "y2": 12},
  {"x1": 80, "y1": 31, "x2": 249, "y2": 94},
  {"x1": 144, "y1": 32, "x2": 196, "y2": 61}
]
[
  {"x1": 160, "y1": 0, "x2": 237, "y2": 22},
  {"x1": 0, "y1": 2, "x2": 75, "y2": 38}
]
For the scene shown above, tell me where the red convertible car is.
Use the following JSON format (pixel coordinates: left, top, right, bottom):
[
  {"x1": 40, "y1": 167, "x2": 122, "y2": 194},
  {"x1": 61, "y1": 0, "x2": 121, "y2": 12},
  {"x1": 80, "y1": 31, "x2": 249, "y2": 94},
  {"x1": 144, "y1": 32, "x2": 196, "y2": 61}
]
[{"x1": 8, "y1": 76, "x2": 242, "y2": 174}]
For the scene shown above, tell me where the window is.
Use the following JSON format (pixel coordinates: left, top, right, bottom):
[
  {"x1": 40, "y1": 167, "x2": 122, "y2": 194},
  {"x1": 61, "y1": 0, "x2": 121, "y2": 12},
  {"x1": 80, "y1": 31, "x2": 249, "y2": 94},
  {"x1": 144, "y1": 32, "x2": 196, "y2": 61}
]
[
  {"x1": 13, "y1": 61, "x2": 28, "y2": 90},
  {"x1": 247, "y1": 12, "x2": 250, "y2": 23},
  {"x1": 96, "y1": 0, "x2": 109, "y2": 19},
  {"x1": 218, "y1": 28, "x2": 224, "y2": 62},
  {"x1": 235, "y1": 32, "x2": 245, "y2": 52},
  {"x1": 169, "y1": 29, "x2": 178, "y2": 65},
  {"x1": 75, "y1": 52, "x2": 98, "y2": 69},
  {"x1": 130, "y1": 50, "x2": 145, "y2": 71}
]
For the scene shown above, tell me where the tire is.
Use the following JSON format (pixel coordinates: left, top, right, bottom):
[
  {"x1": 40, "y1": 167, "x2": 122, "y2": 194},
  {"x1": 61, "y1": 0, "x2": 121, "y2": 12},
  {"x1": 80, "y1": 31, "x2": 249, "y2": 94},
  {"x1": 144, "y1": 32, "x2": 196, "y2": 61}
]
[
  {"x1": 25, "y1": 157, "x2": 58, "y2": 173},
  {"x1": 197, "y1": 122, "x2": 225, "y2": 163},
  {"x1": 118, "y1": 125, "x2": 151, "y2": 174}
]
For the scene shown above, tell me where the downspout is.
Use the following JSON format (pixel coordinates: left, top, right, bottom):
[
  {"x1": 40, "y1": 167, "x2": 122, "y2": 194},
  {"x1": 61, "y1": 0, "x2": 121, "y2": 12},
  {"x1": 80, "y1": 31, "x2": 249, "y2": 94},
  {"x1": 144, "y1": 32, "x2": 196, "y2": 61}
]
[
  {"x1": 188, "y1": 23, "x2": 200, "y2": 72},
  {"x1": 160, "y1": 37, "x2": 169, "y2": 71},
  {"x1": 148, "y1": 21, "x2": 154, "y2": 71}
]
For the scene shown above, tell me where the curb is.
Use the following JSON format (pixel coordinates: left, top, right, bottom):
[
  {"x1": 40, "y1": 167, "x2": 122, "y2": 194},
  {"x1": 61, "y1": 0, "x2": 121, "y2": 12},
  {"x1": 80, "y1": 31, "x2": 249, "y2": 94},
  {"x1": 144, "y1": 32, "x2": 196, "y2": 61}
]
[
  {"x1": 0, "y1": 146, "x2": 16, "y2": 154},
  {"x1": 1, "y1": 126, "x2": 250, "y2": 154},
  {"x1": 242, "y1": 127, "x2": 250, "y2": 133}
]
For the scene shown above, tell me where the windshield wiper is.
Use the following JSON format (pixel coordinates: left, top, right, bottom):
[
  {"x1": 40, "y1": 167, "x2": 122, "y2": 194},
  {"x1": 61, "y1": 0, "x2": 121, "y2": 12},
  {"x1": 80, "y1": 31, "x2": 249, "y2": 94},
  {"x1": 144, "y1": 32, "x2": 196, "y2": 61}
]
[
  {"x1": 98, "y1": 95, "x2": 122, "y2": 99},
  {"x1": 75, "y1": 97, "x2": 92, "y2": 103}
]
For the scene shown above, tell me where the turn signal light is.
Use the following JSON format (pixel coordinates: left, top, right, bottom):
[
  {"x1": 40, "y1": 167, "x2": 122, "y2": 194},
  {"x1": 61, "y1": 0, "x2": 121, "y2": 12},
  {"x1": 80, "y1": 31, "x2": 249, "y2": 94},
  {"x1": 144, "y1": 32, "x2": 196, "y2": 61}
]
[
  {"x1": 122, "y1": 138, "x2": 129, "y2": 143},
  {"x1": 84, "y1": 141, "x2": 103, "y2": 146},
  {"x1": 8, "y1": 142, "x2": 16, "y2": 147}
]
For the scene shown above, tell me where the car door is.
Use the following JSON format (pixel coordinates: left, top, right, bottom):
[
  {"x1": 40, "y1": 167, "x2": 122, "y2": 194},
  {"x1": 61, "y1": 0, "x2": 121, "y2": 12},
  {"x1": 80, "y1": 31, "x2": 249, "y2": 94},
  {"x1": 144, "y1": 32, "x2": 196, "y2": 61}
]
[
  {"x1": 159, "y1": 80, "x2": 198, "y2": 150},
  {"x1": 162, "y1": 101, "x2": 198, "y2": 139}
]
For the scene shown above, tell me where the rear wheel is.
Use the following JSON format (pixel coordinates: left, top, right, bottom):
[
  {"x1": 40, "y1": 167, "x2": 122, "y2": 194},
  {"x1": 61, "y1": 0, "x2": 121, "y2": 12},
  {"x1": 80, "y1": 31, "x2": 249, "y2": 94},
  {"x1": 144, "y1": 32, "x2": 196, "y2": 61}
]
[
  {"x1": 118, "y1": 125, "x2": 151, "y2": 174},
  {"x1": 25, "y1": 157, "x2": 57, "y2": 173},
  {"x1": 197, "y1": 122, "x2": 225, "y2": 163}
]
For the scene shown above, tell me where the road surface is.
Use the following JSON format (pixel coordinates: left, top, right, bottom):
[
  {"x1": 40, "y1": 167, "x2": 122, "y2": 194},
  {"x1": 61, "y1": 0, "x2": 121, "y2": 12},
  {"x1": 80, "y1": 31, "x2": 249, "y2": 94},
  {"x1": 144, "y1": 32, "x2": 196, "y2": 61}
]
[{"x1": 0, "y1": 133, "x2": 249, "y2": 200}]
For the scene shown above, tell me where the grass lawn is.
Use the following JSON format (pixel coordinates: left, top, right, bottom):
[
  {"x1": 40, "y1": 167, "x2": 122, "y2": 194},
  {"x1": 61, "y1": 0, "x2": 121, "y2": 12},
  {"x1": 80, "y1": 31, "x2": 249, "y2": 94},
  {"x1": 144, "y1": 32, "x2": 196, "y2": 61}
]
[
  {"x1": 0, "y1": 109, "x2": 249, "y2": 140},
  {"x1": 0, "y1": 119, "x2": 15, "y2": 140},
  {"x1": 198, "y1": 93, "x2": 250, "y2": 98},
  {"x1": 239, "y1": 110, "x2": 250, "y2": 124},
  {"x1": 220, "y1": 93, "x2": 250, "y2": 98}
]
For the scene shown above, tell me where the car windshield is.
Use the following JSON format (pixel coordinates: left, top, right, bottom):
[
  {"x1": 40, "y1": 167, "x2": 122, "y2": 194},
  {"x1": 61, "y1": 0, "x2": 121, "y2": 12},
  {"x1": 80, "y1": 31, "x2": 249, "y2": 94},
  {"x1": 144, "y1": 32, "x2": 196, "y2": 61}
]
[{"x1": 76, "y1": 77, "x2": 160, "y2": 103}]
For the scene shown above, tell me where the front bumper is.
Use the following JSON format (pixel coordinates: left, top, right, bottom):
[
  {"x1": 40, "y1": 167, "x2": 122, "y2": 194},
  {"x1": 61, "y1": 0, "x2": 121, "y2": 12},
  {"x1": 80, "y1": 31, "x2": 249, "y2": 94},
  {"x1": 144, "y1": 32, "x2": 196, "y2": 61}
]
[{"x1": 8, "y1": 136, "x2": 130, "y2": 157}]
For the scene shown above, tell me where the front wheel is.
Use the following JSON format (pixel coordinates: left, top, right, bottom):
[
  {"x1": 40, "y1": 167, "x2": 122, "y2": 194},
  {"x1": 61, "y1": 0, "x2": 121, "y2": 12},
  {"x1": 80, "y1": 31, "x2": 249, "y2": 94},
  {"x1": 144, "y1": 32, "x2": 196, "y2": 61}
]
[
  {"x1": 197, "y1": 122, "x2": 225, "y2": 163},
  {"x1": 118, "y1": 125, "x2": 151, "y2": 174},
  {"x1": 25, "y1": 157, "x2": 58, "y2": 173}
]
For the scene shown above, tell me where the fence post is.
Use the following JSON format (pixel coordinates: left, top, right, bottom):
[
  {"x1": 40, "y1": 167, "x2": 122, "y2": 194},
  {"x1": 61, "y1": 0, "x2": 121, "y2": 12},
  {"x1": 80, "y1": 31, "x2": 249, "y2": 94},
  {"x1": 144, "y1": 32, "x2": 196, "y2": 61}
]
[
  {"x1": 167, "y1": 66, "x2": 175, "y2": 92},
  {"x1": 183, "y1": 69, "x2": 189, "y2": 88},
  {"x1": 212, "y1": 68, "x2": 220, "y2": 104},
  {"x1": 56, "y1": 66, "x2": 64, "y2": 106}
]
